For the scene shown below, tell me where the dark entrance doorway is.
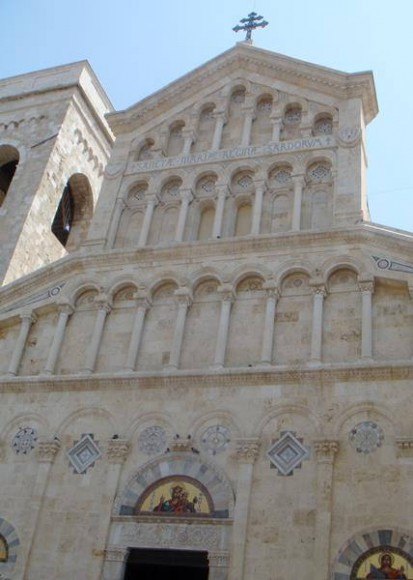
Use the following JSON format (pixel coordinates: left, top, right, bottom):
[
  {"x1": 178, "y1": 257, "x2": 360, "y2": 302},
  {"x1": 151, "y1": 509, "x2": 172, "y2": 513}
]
[{"x1": 124, "y1": 548, "x2": 209, "y2": 580}]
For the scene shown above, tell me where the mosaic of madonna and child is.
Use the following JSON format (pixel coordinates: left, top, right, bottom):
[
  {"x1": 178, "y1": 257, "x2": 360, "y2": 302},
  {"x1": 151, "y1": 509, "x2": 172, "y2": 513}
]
[
  {"x1": 136, "y1": 476, "x2": 213, "y2": 516},
  {"x1": 351, "y1": 547, "x2": 413, "y2": 579}
]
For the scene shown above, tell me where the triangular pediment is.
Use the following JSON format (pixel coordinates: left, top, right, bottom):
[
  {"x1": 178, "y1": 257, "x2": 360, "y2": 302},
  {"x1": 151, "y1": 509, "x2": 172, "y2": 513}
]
[{"x1": 107, "y1": 43, "x2": 378, "y2": 134}]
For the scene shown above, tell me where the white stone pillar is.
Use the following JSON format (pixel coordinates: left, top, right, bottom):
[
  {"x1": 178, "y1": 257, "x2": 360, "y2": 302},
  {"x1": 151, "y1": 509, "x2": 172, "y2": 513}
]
[
  {"x1": 168, "y1": 289, "x2": 192, "y2": 369},
  {"x1": 212, "y1": 111, "x2": 227, "y2": 150},
  {"x1": 175, "y1": 189, "x2": 193, "y2": 242},
  {"x1": 125, "y1": 297, "x2": 150, "y2": 371},
  {"x1": 359, "y1": 280, "x2": 374, "y2": 360},
  {"x1": 106, "y1": 197, "x2": 126, "y2": 249},
  {"x1": 83, "y1": 297, "x2": 112, "y2": 374},
  {"x1": 7, "y1": 310, "x2": 37, "y2": 376},
  {"x1": 292, "y1": 175, "x2": 305, "y2": 231},
  {"x1": 260, "y1": 285, "x2": 279, "y2": 365},
  {"x1": 22, "y1": 439, "x2": 61, "y2": 577},
  {"x1": 251, "y1": 181, "x2": 266, "y2": 235},
  {"x1": 97, "y1": 440, "x2": 130, "y2": 579},
  {"x1": 138, "y1": 194, "x2": 158, "y2": 247},
  {"x1": 209, "y1": 552, "x2": 230, "y2": 580},
  {"x1": 229, "y1": 439, "x2": 260, "y2": 580},
  {"x1": 313, "y1": 440, "x2": 339, "y2": 580},
  {"x1": 241, "y1": 108, "x2": 255, "y2": 147},
  {"x1": 212, "y1": 185, "x2": 228, "y2": 239},
  {"x1": 102, "y1": 546, "x2": 129, "y2": 580},
  {"x1": 43, "y1": 303, "x2": 74, "y2": 375},
  {"x1": 310, "y1": 285, "x2": 327, "y2": 363},
  {"x1": 409, "y1": 285, "x2": 413, "y2": 360},
  {"x1": 182, "y1": 129, "x2": 196, "y2": 155},
  {"x1": 270, "y1": 116, "x2": 283, "y2": 142},
  {"x1": 213, "y1": 286, "x2": 234, "y2": 368}
]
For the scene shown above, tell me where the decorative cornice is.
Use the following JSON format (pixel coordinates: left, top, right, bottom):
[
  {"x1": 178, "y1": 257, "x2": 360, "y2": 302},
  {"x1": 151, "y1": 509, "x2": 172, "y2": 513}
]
[
  {"x1": 396, "y1": 438, "x2": 413, "y2": 450},
  {"x1": 0, "y1": 361, "x2": 412, "y2": 394},
  {"x1": 0, "y1": 224, "x2": 412, "y2": 316},
  {"x1": 107, "y1": 44, "x2": 377, "y2": 135}
]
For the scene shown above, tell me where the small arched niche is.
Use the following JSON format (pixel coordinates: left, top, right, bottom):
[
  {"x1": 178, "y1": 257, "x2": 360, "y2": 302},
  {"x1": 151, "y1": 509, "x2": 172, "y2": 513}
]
[
  {"x1": 312, "y1": 113, "x2": 333, "y2": 136},
  {"x1": 0, "y1": 144, "x2": 19, "y2": 207},
  {"x1": 303, "y1": 160, "x2": 333, "y2": 230},
  {"x1": 220, "y1": 86, "x2": 246, "y2": 149},
  {"x1": 281, "y1": 103, "x2": 302, "y2": 141},
  {"x1": 166, "y1": 121, "x2": 185, "y2": 157},
  {"x1": 251, "y1": 95, "x2": 273, "y2": 145},
  {"x1": 135, "y1": 138, "x2": 155, "y2": 161},
  {"x1": 51, "y1": 173, "x2": 93, "y2": 251},
  {"x1": 193, "y1": 105, "x2": 216, "y2": 152}
]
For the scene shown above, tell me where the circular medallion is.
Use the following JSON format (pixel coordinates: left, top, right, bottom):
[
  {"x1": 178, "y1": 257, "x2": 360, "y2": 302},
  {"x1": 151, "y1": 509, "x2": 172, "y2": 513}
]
[
  {"x1": 200, "y1": 425, "x2": 231, "y2": 455},
  {"x1": 12, "y1": 427, "x2": 38, "y2": 455},
  {"x1": 138, "y1": 426, "x2": 167, "y2": 456},
  {"x1": 349, "y1": 421, "x2": 384, "y2": 454}
]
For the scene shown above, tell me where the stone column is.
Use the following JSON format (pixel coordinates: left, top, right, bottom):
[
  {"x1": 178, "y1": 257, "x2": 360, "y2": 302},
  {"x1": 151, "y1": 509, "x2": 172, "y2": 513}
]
[
  {"x1": 291, "y1": 175, "x2": 305, "y2": 231},
  {"x1": 212, "y1": 111, "x2": 227, "y2": 150},
  {"x1": 7, "y1": 310, "x2": 37, "y2": 376},
  {"x1": 125, "y1": 296, "x2": 151, "y2": 371},
  {"x1": 22, "y1": 439, "x2": 61, "y2": 577},
  {"x1": 359, "y1": 280, "x2": 374, "y2": 360},
  {"x1": 241, "y1": 107, "x2": 255, "y2": 147},
  {"x1": 260, "y1": 285, "x2": 279, "y2": 365},
  {"x1": 43, "y1": 303, "x2": 74, "y2": 375},
  {"x1": 175, "y1": 189, "x2": 193, "y2": 242},
  {"x1": 102, "y1": 546, "x2": 129, "y2": 580},
  {"x1": 168, "y1": 289, "x2": 192, "y2": 369},
  {"x1": 270, "y1": 115, "x2": 283, "y2": 142},
  {"x1": 182, "y1": 129, "x2": 196, "y2": 155},
  {"x1": 310, "y1": 285, "x2": 327, "y2": 363},
  {"x1": 106, "y1": 197, "x2": 126, "y2": 249},
  {"x1": 212, "y1": 185, "x2": 228, "y2": 239},
  {"x1": 251, "y1": 181, "x2": 266, "y2": 235},
  {"x1": 83, "y1": 297, "x2": 112, "y2": 374},
  {"x1": 213, "y1": 286, "x2": 234, "y2": 368},
  {"x1": 138, "y1": 194, "x2": 158, "y2": 247},
  {"x1": 313, "y1": 440, "x2": 339, "y2": 580},
  {"x1": 229, "y1": 439, "x2": 260, "y2": 580},
  {"x1": 97, "y1": 440, "x2": 130, "y2": 580},
  {"x1": 409, "y1": 285, "x2": 413, "y2": 360},
  {"x1": 209, "y1": 551, "x2": 230, "y2": 580}
]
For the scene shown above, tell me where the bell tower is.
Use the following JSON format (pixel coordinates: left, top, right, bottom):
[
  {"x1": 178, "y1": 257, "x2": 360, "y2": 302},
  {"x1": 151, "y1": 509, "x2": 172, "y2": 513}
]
[{"x1": 0, "y1": 61, "x2": 113, "y2": 286}]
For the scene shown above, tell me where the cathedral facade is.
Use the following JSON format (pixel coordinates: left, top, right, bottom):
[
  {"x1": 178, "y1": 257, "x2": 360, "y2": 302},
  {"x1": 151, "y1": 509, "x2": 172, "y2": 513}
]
[{"x1": 0, "y1": 42, "x2": 412, "y2": 580}]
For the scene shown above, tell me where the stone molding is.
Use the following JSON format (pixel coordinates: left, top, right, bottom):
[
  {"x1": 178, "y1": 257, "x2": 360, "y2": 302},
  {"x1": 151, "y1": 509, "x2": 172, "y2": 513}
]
[
  {"x1": 208, "y1": 551, "x2": 229, "y2": 568},
  {"x1": 396, "y1": 438, "x2": 413, "y2": 450},
  {"x1": 107, "y1": 439, "x2": 130, "y2": 464},
  {"x1": 36, "y1": 439, "x2": 61, "y2": 463}
]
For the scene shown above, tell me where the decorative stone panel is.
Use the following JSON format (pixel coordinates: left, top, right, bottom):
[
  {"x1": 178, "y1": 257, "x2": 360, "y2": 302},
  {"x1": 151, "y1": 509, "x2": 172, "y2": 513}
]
[
  {"x1": 67, "y1": 434, "x2": 101, "y2": 474},
  {"x1": 267, "y1": 431, "x2": 309, "y2": 476}
]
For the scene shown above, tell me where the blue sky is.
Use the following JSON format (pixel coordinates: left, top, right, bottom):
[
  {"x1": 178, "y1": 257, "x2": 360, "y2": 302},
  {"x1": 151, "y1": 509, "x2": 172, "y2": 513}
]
[{"x1": 1, "y1": 0, "x2": 412, "y2": 232}]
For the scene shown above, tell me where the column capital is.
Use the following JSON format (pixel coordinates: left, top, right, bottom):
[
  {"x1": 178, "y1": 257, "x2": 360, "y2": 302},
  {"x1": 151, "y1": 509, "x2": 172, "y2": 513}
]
[
  {"x1": 311, "y1": 284, "x2": 327, "y2": 297},
  {"x1": 36, "y1": 438, "x2": 61, "y2": 463},
  {"x1": 19, "y1": 310, "x2": 37, "y2": 324},
  {"x1": 174, "y1": 287, "x2": 193, "y2": 306},
  {"x1": 215, "y1": 184, "x2": 229, "y2": 198},
  {"x1": 104, "y1": 545, "x2": 129, "y2": 563},
  {"x1": 145, "y1": 192, "x2": 160, "y2": 204},
  {"x1": 107, "y1": 439, "x2": 130, "y2": 464},
  {"x1": 358, "y1": 280, "x2": 375, "y2": 294},
  {"x1": 133, "y1": 295, "x2": 152, "y2": 310},
  {"x1": 217, "y1": 284, "x2": 235, "y2": 301},
  {"x1": 212, "y1": 109, "x2": 227, "y2": 122},
  {"x1": 56, "y1": 301, "x2": 74, "y2": 316},
  {"x1": 241, "y1": 104, "x2": 256, "y2": 117},
  {"x1": 182, "y1": 128, "x2": 197, "y2": 140},
  {"x1": 314, "y1": 439, "x2": 339, "y2": 462},
  {"x1": 179, "y1": 188, "x2": 193, "y2": 203},
  {"x1": 263, "y1": 283, "x2": 280, "y2": 299},
  {"x1": 235, "y1": 438, "x2": 260, "y2": 463},
  {"x1": 254, "y1": 179, "x2": 267, "y2": 192},
  {"x1": 95, "y1": 294, "x2": 113, "y2": 313},
  {"x1": 292, "y1": 174, "x2": 306, "y2": 187}
]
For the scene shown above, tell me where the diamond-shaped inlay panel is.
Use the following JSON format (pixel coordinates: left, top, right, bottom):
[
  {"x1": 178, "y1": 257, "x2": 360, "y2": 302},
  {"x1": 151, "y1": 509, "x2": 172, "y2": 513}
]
[
  {"x1": 67, "y1": 434, "x2": 101, "y2": 474},
  {"x1": 267, "y1": 431, "x2": 309, "y2": 476}
]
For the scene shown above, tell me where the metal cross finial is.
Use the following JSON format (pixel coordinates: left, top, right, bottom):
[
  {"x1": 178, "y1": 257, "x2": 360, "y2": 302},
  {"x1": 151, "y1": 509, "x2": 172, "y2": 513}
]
[{"x1": 232, "y1": 12, "x2": 268, "y2": 42}]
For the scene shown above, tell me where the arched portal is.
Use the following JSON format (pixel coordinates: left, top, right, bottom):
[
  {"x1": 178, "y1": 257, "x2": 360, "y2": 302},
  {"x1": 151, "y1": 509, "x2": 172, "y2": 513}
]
[{"x1": 104, "y1": 453, "x2": 233, "y2": 580}]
